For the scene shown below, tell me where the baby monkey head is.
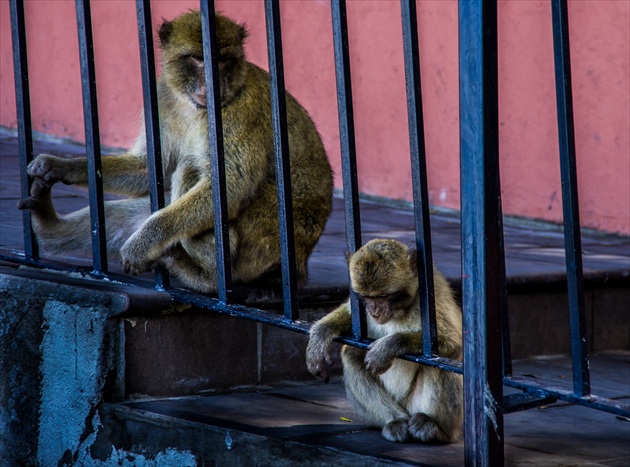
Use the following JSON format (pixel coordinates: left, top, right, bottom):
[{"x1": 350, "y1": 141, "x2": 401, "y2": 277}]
[
  {"x1": 158, "y1": 10, "x2": 248, "y2": 108},
  {"x1": 348, "y1": 239, "x2": 419, "y2": 325}
]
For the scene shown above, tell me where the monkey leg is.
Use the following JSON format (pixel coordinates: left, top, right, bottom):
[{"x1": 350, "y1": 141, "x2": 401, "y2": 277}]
[
  {"x1": 160, "y1": 228, "x2": 239, "y2": 294},
  {"x1": 406, "y1": 367, "x2": 463, "y2": 443},
  {"x1": 341, "y1": 346, "x2": 411, "y2": 442},
  {"x1": 407, "y1": 413, "x2": 451, "y2": 444},
  {"x1": 27, "y1": 153, "x2": 152, "y2": 197},
  {"x1": 18, "y1": 179, "x2": 151, "y2": 258}
]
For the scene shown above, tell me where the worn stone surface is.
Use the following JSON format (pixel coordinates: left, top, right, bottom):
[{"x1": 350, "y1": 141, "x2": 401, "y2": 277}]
[
  {"x1": 0, "y1": 270, "x2": 169, "y2": 466},
  {"x1": 82, "y1": 352, "x2": 629, "y2": 467},
  {"x1": 0, "y1": 280, "x2": 45, "y2": 466}
]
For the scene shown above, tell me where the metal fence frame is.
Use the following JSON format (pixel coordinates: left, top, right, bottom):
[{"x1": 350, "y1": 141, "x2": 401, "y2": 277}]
[{"x1": 5, "y1": 0, "x2": 629, "y2": 465}]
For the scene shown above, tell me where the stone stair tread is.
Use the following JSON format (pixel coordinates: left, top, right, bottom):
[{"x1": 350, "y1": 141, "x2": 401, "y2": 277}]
[{"x1": 104, "y1": 352, "x2": 629, "y2": 466}]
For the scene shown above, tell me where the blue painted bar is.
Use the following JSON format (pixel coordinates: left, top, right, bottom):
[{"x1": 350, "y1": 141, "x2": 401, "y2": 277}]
[
  {"x1": 331, "y1": 0, "x2": 365, "y2": 339},
  {"x1": 264, "y1": 0, "x2": 299, "y2": 321},
  {"x1": 9, "y1": 0, "x2": 38, "y2": 260},
  {"x1": 459, "y1": 0, "x2": 505, "y2": 464},
  {"x1": 200, "y1": 0, "x2": 232, "y2": 303},
  {"x1": 75, "y1": 0, "x2": 108, "y2": 275},
  {"x1": 551, "y1": 0, "x2": 590, "y2": 398},
  {"x1": 400, "y1": 0, "x2": 438, "y2": 357},
  {"x1": 136, "y1": 0, "x2": 169, "y2": 290},
  {"x1": 505, "y1": 375, "x2": 629, "y2": 418}
]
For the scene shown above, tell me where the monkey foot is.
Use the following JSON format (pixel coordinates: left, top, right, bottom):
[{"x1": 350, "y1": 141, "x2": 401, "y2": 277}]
[
  {"x1": 382, "y1": 418, "x2": 410, "y2": 443},
  {"x1": 407, "y1": 413, "x2": 443, "y2": 443},
  {"x1": 17, "y1": 179, "x2": 55, "y2": 218}
]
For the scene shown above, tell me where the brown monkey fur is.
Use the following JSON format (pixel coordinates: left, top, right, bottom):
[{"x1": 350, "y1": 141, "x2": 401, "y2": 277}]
[
  {"x1": 18, "y1": 11, "x2": 333, "y2": 293},
  {"x1": 306, "y1": 239, "x2": 463, "y2": 443}
]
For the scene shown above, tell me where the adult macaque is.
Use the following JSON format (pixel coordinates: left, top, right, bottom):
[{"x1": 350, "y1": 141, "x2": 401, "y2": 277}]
[
  {"x1": 306, "y1": 239, "x2": 463, "y2": 443},
  {"x1": 18, "y1": 11, "x2": 333, "y2": 293}
]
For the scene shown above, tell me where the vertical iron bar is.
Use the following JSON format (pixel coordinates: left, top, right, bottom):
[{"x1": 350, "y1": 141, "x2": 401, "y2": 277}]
[
  {"x1": 331, "y1": 0, "x2": 365, "y2": 339},
  {"x1": 75, "y1": 0, "x2": 108, "y2": 275},
  {"x1": 400, "y1": 0, "x2": 438, "y2": 357},
  {"x1": 9, "y1": 0, "x2": 38, "y2": 260},
  {"x1": 200, "y1": 0, "x2": 232, "y2": 303},
  {"x1": 459, "y1": 0, "x2": 505, "y2": 465},
  {"x1": 136, "y1": 0, "x2": 169, "y2": 290},
  {"x1": 265, "y1": 0, "x2": 299, "y2": 321},
  {"x1": 499, "y1": 197, "x2": 512, "y2": 376},
  {"x1": 551, "y1": 0, "x2": 590, "y2": 397}
]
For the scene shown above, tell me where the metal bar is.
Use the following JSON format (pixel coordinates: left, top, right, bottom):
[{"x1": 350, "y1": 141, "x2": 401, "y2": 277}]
[
  {"x1": 200, "y1": 0, "x2": 232, "y2": 303},
  {"x1": 264, "y1": 0, "x2": 299, "y2": 321},
  {"x1": 505, "y1": 376, "x2": 629, "y2": 417},
  {"x1": 502, "y1": 393, "x2": 557, "y2": 414},
  {"x1": 551, "y1": 0, "x2": 590, "y2": 398},
  {"x1": 498, "y1": 195, "x2": 512, "y2": 377},
  {"x1": 1, "y1": 247, "x2": 626, "y2": 419},
  {"x1": 459, "y1": 0, "x2": 505, "y2": 465},
  {"x1": 331, "y1": 0, "x2": 364, "y2": 339},
  {"x1": 400, "y1": 0, "x2": 438, "y2": 357},
  {"x1": 9, "y1": 0, "x2": 38, "y2": 260},
  {"x1": 167, "y1": 287, "x2": 464, "y2": 374},
  {"x1": 75, "y1": 0, "x2": 108, "y2": 275},
  {"x1": 136, "y1": 0, "x2": 169, "y2": 290}
]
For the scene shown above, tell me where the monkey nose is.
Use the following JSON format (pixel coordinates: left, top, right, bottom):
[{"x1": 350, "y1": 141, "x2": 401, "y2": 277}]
[{"x1": 191, "y1": 92, "x2": 207, "y2": 108}]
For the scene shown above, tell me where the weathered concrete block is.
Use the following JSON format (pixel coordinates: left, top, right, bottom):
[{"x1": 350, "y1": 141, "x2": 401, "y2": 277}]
[{"x1": 0, "y1": 268, "x2": 170, "y2": 466}]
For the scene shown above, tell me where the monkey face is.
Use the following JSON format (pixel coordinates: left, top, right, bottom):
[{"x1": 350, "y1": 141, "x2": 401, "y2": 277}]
[
  {"x1": 362, "y1": 295, "x2": 394, "y2": 324},
  {"x1": 361, "y1": 291, "x2": 411, "y2": 325},
  {"x1": 181, "y1": 56, "x2": 207, "y2": 108},
  {"x1": 158, "y1": 11, "x2": 248, "y2": 109}
]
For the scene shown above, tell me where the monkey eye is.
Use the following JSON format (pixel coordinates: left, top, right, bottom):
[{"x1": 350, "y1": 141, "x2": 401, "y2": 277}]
[{"x1": 360, "y1": 293, "x2": 391, "y2": 300}]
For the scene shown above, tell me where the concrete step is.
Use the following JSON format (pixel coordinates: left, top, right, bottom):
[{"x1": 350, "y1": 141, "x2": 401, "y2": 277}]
[{"x1": 84, "y1": 353, "x2": 630, "y2": 466}]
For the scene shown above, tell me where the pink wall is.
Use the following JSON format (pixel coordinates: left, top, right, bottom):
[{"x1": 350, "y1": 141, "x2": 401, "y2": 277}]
[{"x1": 1, "y1": 1, "x2": 628, "y2": 234}]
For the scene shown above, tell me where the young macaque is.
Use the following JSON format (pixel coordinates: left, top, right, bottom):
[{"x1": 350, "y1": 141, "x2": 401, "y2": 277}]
[
  {"x1": 18, "y1": 11, "x2": 333, "y2": 293},
  {"x1": 306, "y1": 239, "x2": 463, "y2": 443}
]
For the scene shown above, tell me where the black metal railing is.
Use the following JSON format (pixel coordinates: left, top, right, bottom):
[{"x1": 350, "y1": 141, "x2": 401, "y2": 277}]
[{"x1": 5, "y1": 0, "x2": 629, "y2": 465}]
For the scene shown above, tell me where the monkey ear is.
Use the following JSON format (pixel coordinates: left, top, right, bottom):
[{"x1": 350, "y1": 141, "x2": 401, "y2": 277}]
[
  {"x1": 344, "y1": 250, "x2": 353, "y2": 263},
  {"x1": 408, "y1": 248, "x2": 419, "y2": 275},
  {"x1": 158, "y1": 20, "x2": 173, "y2": 47}
]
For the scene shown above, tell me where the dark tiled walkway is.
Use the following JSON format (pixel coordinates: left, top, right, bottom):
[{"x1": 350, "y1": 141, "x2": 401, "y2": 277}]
[
  {"x1": 117, "y1": 352, "x2": 630, "y2": 466},
  {"x1": 1, "y1": 129, "x2": 629, "y2": 297}
]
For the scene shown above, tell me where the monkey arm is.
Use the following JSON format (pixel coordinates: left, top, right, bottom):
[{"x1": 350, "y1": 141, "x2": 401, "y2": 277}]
[
  {"x1": 365, "y1": 329, "x2": 461, "y2": 376},
  {"x1": 435, "y1": 326, "x2": 462, "y2": 359},
  {"x1": 119, "y1": 178, "x2": 213, "y2": 274},
  {"x1": 27, "y1": 153, "x2": 153, "y2": 197},
  {"x1": 306, "y1": 303, "x2": 352, "y2": 383},
  {"x1": 365, "y1": 332, "x2": 423, "y2": 376}
]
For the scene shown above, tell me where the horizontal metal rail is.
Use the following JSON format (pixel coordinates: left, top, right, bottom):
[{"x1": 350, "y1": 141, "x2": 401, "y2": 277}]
[{"x1": 0, "y1": 249, "x2": 627, "y2": 423}]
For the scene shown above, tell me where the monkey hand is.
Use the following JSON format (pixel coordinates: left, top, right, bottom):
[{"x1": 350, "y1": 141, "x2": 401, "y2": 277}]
[
  {"x1": 120, "y1": 234, "x2": 159, "y2": 275},
  {"x1": 305, "y1": 326, "x2": 335, "y2": 383},
  {"x1": 27, "y1": 154, "x2": 87, "y2": 186},
  {"x1": 365, "y1": 336, "x2": 401, "y2": 375}
]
